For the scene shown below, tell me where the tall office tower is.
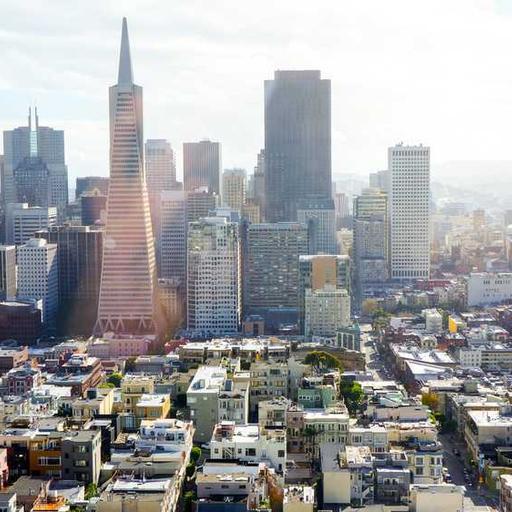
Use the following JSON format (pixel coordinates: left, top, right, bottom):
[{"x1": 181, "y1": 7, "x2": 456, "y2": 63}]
[
  {"x1": 145, "y1": 139, "x2": 177, "y2": 270},
  {"x1": 246, "y1": 223, "x2": 309, "y2": 326},
  {"x1": 353, "y1": 189, "x2": 389, "y2": 305},
  {"x1": 298, "y1": 254, "x2": 350, "y2": 333},
  {"x1": 222, "y1": 168, "x2": 246, "y2": 212},
  {"x1": 160, "y1": 191, "x2": 187, "y2": 283},
  {"x1": 389, "y1": 144, "x2": 431, "y2": 281},
  {"x1": 5, "y1": 203, "x2": 57, "y2": 245},
  {"x1": 95, "y1": 18, "x2": 158, "y2": 335},
  {"x1": 264, "y1": 70, "x2": 331, "y2": 222},
  {"x1": 504, "y1": 210, "x2": 512, "y2": 228},
  {"x1": 186, "y1": 188, "x2": 218, "y2": 223},
  {"x1": 35, "y1": 225, "x2": 103, "y2": 334},
  {"x1": 0, "y1": 245, "x2": 16, "y2": 300},
  {"x1": 3, "y1": 108, "x2": 68, "y2": 220},
  {"x1": 369, "y1": 170, "x2": 389, "y2": 192},
  {"x1": 75, "y1": 177, "x2": 110, "y2": 199},
  {"x1": 187, "y1": 217, "x2": 240, "y2": 334},
  {"x1": 297, "y1": 198, "x2": 337, "y2": 254},
  {"x1": 17, "y1": 238, "x2": 58, "y2": 329},
  {"x1": 183, "y1": 140, "x2": 221, "y2": 195},
  {"x1": 334, "y1": 192, "x2": 350, "y2": 229}
]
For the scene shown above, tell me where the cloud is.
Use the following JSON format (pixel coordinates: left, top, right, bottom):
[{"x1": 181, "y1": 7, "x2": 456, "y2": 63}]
[{"x1": 1, "y1": 0, "x2": 512, "y2": 186}]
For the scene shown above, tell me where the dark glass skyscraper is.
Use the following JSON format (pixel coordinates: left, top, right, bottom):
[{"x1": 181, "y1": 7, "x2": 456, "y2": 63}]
[
  {"x1": 264, "y1": 70, "x2": 331, "y2": 222},
  {"x1": 183, "y1": 140, "x2": 221, "y2": 195}
]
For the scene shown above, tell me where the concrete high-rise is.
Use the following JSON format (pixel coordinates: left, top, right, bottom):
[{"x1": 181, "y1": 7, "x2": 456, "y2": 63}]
[
  {"x1": 183, "y1": 140, "x2": 221, "y2": 195},
  {"x1": 297, "y1": 198, "x2": 337, "y2": 254},
  {"x1": 0, "y1": 245, "x2": 16, "y2": 300},
  {"x1": 187, "y1": 217, "x2": 240, "y2": 334},
  {"x1": 264, "y1": 70, "x2": 331, "y2": 222},
  {"x1": 2, "y1": 108, "x2": 68, "y2": 220},
  {"x1": 145, "y1": 139, "x2": 177, "y2": 274},
  {"x1": 246, "y1": 223, "x2": 309, "y2": 326},
  {"x1": 353, "y1": 188, "x2": 389, "y2": 304},
  {"x1": 35, "y1": 225, "x2": 103, "y2": 334},
  {"x1": 222, "y1": 168, "x2": 246, "y2": 212},
  {"x1": 304, "y1": 286, "x2": 350, "y2": 338},
  {"x1": 389, "y1": 144, "x2": 431, "y2": 281},
  {"x1": 298, "y1": 254, "x2": 350, "y2": 333},
  {"x1": 17, "y1": 238, "x2": 58, "y2": 329},
  {"x1": 5, "y1": 203, "x2": 57, "y2": 245},
  {"x1": 95, "y1": 18, "x2": 158, "y2": 335}
]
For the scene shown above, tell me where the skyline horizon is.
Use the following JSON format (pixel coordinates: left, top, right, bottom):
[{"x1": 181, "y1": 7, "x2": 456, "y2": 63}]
[{"x1": 3, "y1": 2, "x2": 512, "y2": 185}]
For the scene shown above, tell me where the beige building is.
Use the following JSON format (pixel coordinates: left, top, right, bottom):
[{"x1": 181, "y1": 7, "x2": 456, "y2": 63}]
[
  {"x1": 465, "y1": 409, "x2": 512, "y2": 461},
  {"x1": 135, "y1": 393, "x2": 171, "y2": 420},
  {"x1": 72, "y1": 388, "x2": 114, "y2": 421},
  {"x1": 409, "y1": 484, "x2": 464, "y2": 512},
  {"x1": 121, "y1": 375, "x2": 155, "y2": 413}
]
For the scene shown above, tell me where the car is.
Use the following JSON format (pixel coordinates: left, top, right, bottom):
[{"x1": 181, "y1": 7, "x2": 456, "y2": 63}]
[{"x1": 445, "y1": 474, "x2": 453, "y2": 483}]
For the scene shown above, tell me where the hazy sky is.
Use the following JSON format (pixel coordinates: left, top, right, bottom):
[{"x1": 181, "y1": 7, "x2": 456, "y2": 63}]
[{"x1": 1, "y1": 0, "x2": 512, "y2": 185}]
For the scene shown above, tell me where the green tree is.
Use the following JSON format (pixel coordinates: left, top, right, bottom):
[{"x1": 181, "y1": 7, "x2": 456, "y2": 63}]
[
  {"x1": 107, "y1": 372, "x2": 122, "y2": 388},
  {"x1": 98, "y1": 382, "x2": 115, "y2": 389},
  {"x1": 304, "y1": 351, "x2": 343, "y2": 370},
  {"x1": 341, "y1": 381, "x2": 364, "y2": 415},
  {"x1": 85, "y1": 483, "x2": 98, "y2": 500},
  {"x1": 421, "y1": 391, "x2": 440, "y2": 412},
  {"x1": 190, "y1": 446, "x2": 202, "y2": 464}
]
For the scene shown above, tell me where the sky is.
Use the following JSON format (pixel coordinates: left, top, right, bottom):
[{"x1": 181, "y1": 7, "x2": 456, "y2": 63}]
[{"x1": 1, "y1": 0, "x2": 512, "y2": 186}]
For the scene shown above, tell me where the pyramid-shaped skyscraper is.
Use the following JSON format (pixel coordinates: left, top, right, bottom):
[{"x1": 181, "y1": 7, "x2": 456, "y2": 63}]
[{"x1": 95, "y1": 18, "x2": 158, "y2": 334}]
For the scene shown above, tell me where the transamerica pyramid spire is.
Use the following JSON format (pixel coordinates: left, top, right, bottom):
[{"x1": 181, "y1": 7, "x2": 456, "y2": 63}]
[{"x1": 117, "y1": 17, "x2": 133, "y2": 85}]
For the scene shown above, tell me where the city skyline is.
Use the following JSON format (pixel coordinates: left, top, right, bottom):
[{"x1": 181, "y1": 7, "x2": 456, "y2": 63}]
[{"x1": 2, "y1": 1, "x2": 512, "y2": 186}]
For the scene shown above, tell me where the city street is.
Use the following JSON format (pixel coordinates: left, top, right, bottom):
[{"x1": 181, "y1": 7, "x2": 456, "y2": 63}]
[{"x1": 363, "y1": 328, "x2": 390, "y2": 381}]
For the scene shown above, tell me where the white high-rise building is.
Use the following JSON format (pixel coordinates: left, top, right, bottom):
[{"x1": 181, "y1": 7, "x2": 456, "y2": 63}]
[
  {"x1": 95, "y1": 18, "x2": 158, "y2": 335},
  {"x1": 17, "y1": 238, "x2": 58, "y2": 328},
  {"x1": 222, "y1": 168, "x2": 246, "y2": 212},
  {"x1": 304, "y1": 285, "x2": 350, "y2": 338},
  {"x1": 5, "y1": 203, "x2": 57, "y2": 245},
  {"x1": 187, "y1": 217, "x2": 240, "y2": 334},
  {"x1": 389, "y1": 144, "x2": 430, "y2": 281}
]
